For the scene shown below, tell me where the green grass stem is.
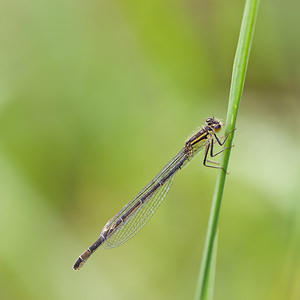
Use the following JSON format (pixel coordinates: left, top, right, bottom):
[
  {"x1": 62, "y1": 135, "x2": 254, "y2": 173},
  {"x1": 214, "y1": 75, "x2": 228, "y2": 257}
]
[{"x1": 195, "y1": 1, "x2": 260, "y2": 299}]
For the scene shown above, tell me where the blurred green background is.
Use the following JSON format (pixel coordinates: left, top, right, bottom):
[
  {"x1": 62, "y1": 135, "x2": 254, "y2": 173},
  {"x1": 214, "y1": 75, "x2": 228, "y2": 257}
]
[{"x1": 1, "y1": 0, "x2": 300, "y2": 299}]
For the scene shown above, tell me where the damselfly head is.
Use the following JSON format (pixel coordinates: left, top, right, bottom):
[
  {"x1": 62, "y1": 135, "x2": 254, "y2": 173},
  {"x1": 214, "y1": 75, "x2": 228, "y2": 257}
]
[{"x1": 205, "y1": 118, "x2": 222, "y2": 132}]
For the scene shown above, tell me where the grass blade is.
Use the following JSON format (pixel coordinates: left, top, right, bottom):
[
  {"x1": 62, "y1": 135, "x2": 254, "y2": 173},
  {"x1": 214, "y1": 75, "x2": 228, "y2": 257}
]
[{"x1": 195, "y1": 1, "x2": 260, "y2": 299}]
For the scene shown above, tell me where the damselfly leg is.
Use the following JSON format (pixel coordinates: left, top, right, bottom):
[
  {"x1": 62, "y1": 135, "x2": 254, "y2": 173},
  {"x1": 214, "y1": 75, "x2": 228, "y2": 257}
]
[{"x1": 203, "y1": 129, "x2": 235, "y2": 170}]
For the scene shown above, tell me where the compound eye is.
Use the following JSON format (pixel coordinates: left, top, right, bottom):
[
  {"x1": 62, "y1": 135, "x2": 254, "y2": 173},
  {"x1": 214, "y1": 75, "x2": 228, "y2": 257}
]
[{"x1": 214, "y1": 124, "x2": 221, "y2": 132}]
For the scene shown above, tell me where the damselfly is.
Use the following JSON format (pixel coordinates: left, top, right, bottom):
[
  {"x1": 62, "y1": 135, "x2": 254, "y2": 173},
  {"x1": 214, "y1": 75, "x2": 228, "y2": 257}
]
[{"x1": 73, "y1": 117, "x2": 233, "y2": 270}]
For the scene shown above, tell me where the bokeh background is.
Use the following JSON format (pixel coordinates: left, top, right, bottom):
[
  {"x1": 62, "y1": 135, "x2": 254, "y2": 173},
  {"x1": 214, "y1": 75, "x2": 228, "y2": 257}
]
[{"x1": 1, "y1": 0, "x2": 300, "y2": 299}]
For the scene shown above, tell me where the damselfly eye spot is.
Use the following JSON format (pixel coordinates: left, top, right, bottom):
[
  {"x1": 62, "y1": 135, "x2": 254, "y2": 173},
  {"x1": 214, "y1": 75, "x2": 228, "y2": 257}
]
[{"x1": 205, "y1": 117, "x2": 213, "y2": 125}]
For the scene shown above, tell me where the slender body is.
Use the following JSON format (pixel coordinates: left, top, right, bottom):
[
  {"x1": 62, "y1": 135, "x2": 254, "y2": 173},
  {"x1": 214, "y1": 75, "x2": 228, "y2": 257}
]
[{"x1": 73, "y1": 117, "x2": 232, "y2": 270}]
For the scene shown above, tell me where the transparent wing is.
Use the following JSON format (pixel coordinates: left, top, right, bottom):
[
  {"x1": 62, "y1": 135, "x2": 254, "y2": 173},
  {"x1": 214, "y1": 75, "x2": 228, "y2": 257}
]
[
  {"x1": 101, "y1": 141, "x2": 208, "y2": 250},
  {"x1": 102, "y1": 174, "x2": 175, "y2": 249}
]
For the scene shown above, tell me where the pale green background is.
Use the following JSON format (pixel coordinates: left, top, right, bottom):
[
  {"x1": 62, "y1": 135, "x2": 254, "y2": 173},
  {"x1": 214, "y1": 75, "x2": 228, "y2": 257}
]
[{"x1": 1, "y1": 1, "x2": 300, "y2": 300}]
